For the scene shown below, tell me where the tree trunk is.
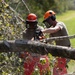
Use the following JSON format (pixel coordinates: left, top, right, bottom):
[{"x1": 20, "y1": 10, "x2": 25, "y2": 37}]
[{"x1": 0, "y1": 40, "x2": 75, "y2": 60}]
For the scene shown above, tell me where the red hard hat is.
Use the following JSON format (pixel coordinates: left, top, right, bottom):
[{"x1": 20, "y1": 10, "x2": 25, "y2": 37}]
[{"x1": 26, "y1": 13, "x2": 37, "y2": 22}]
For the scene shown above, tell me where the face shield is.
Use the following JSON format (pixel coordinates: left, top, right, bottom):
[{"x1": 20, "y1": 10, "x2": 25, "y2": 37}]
[
  {"x1": 26, "y1": 21, "x2": 38, "y2": 29},
  {"x1": 43, "y1": 17, "x2": 53, "y2": 28}
]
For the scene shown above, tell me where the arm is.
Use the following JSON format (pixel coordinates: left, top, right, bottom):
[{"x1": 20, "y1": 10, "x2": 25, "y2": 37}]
[{"x1": 42, "y1": 25, "x2": 61, "y2": 33}]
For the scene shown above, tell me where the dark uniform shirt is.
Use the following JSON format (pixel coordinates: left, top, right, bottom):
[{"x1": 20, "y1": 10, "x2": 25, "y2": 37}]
[{"x1": 23, "y1": 26, "x2": 44, "y2": 40}]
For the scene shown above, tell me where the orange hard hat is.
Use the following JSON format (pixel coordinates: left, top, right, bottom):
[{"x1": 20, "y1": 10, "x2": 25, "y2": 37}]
[
  {"x1": 26, "y1": 13, "x2": 37, "y2": 22},
  {"x1": 44, "y1": 10, "x2": 56, "y2": 20}
]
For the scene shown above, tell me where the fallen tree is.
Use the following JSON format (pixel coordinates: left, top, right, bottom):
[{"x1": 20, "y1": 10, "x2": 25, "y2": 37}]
[{"x1": 0, "y1": 40, "x2": 75, "y2": 60}]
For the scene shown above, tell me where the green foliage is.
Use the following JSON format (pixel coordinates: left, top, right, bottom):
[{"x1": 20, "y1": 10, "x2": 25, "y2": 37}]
[
  {"x1": 0, "y1": 1, "x2": 25, "y2": 75},
  {"x1": 0, "y1": 2, "x2": 25, "y2": 40},
  {"x1": 32, "y1": 66, "x2": 40, "y2": 75},
  {"x1": 67, "y1": 60, "x2": 75, "y2": 73},
  {"x1": 0, "y1": 52, "x2": 24, "y2": 75},
  {"x1": 25, "y1": 0, "x2": 75, "y2": 14}
]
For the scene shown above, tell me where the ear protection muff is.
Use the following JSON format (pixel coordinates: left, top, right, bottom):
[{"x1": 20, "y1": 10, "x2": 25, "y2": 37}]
[
  {"x1": 49, "y1": 12, "x2": 56, "y2": 21},
  {"x1": 50, "y1": 15, "x2": 56, "y2": 21}
]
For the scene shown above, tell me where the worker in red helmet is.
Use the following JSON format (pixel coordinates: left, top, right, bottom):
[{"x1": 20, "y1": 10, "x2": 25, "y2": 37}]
[
  {"x1": 42, "y1": 10, "x2": 71, "y2": 75},
  {"x1": 23, "y1": 13, "x2": 44, "y2": 40},
  {"x1": 22, "y1": 13, "x2": 50, "y2": 75}
]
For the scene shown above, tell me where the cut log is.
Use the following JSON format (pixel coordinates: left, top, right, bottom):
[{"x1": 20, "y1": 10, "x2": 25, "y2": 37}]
[{"x1": 0, "y1": 40, "x2": 75, "y2": 60}]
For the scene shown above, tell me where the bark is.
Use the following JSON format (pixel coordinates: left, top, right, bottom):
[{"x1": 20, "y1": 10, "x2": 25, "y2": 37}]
[{"x1": 0, "y1": 40, "x2": 75, "y2": 60}]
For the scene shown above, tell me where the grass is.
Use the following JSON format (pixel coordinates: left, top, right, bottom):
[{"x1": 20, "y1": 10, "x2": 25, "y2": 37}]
[{"x1": 67, "y1": 60, "x2": 75, "y2": 74}]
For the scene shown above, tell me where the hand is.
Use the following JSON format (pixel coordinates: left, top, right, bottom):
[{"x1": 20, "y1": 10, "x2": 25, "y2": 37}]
[{"x1": 35, "y1": 30, "x2": 43, "y2": 36}]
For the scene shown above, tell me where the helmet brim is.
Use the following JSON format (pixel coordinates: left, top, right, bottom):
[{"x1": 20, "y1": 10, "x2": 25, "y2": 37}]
[{"x1": 26, "y1": 19, "x2": 37, "y2": 22}]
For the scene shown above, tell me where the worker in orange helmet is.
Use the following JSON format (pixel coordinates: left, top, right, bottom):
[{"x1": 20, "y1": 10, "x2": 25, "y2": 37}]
[
  {"x1": 42, "y1": 10, "x2": 71, "y2": 75},
  {"x1": 22, "y1": 13, "x2": 50, "y2": 75}
]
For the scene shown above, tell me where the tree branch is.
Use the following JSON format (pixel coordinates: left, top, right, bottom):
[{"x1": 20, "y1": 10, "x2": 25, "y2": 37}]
[{"x1": 42, "y1": 34, "x2": 75, "y2": 43}]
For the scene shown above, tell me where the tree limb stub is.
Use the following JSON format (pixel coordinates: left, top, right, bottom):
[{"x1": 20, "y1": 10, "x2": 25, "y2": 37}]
[{"x1": 0, "y1": 40, "x2": 75, "y2": 60}]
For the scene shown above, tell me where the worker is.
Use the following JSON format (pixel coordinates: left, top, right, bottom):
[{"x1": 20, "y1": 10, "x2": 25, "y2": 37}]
[
  {"x1": 42, "y1": 10, "x2": 71, "y2": 75},
  {"x1": 22, "y1": 13, "x2": 50, "y2": 75}
]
